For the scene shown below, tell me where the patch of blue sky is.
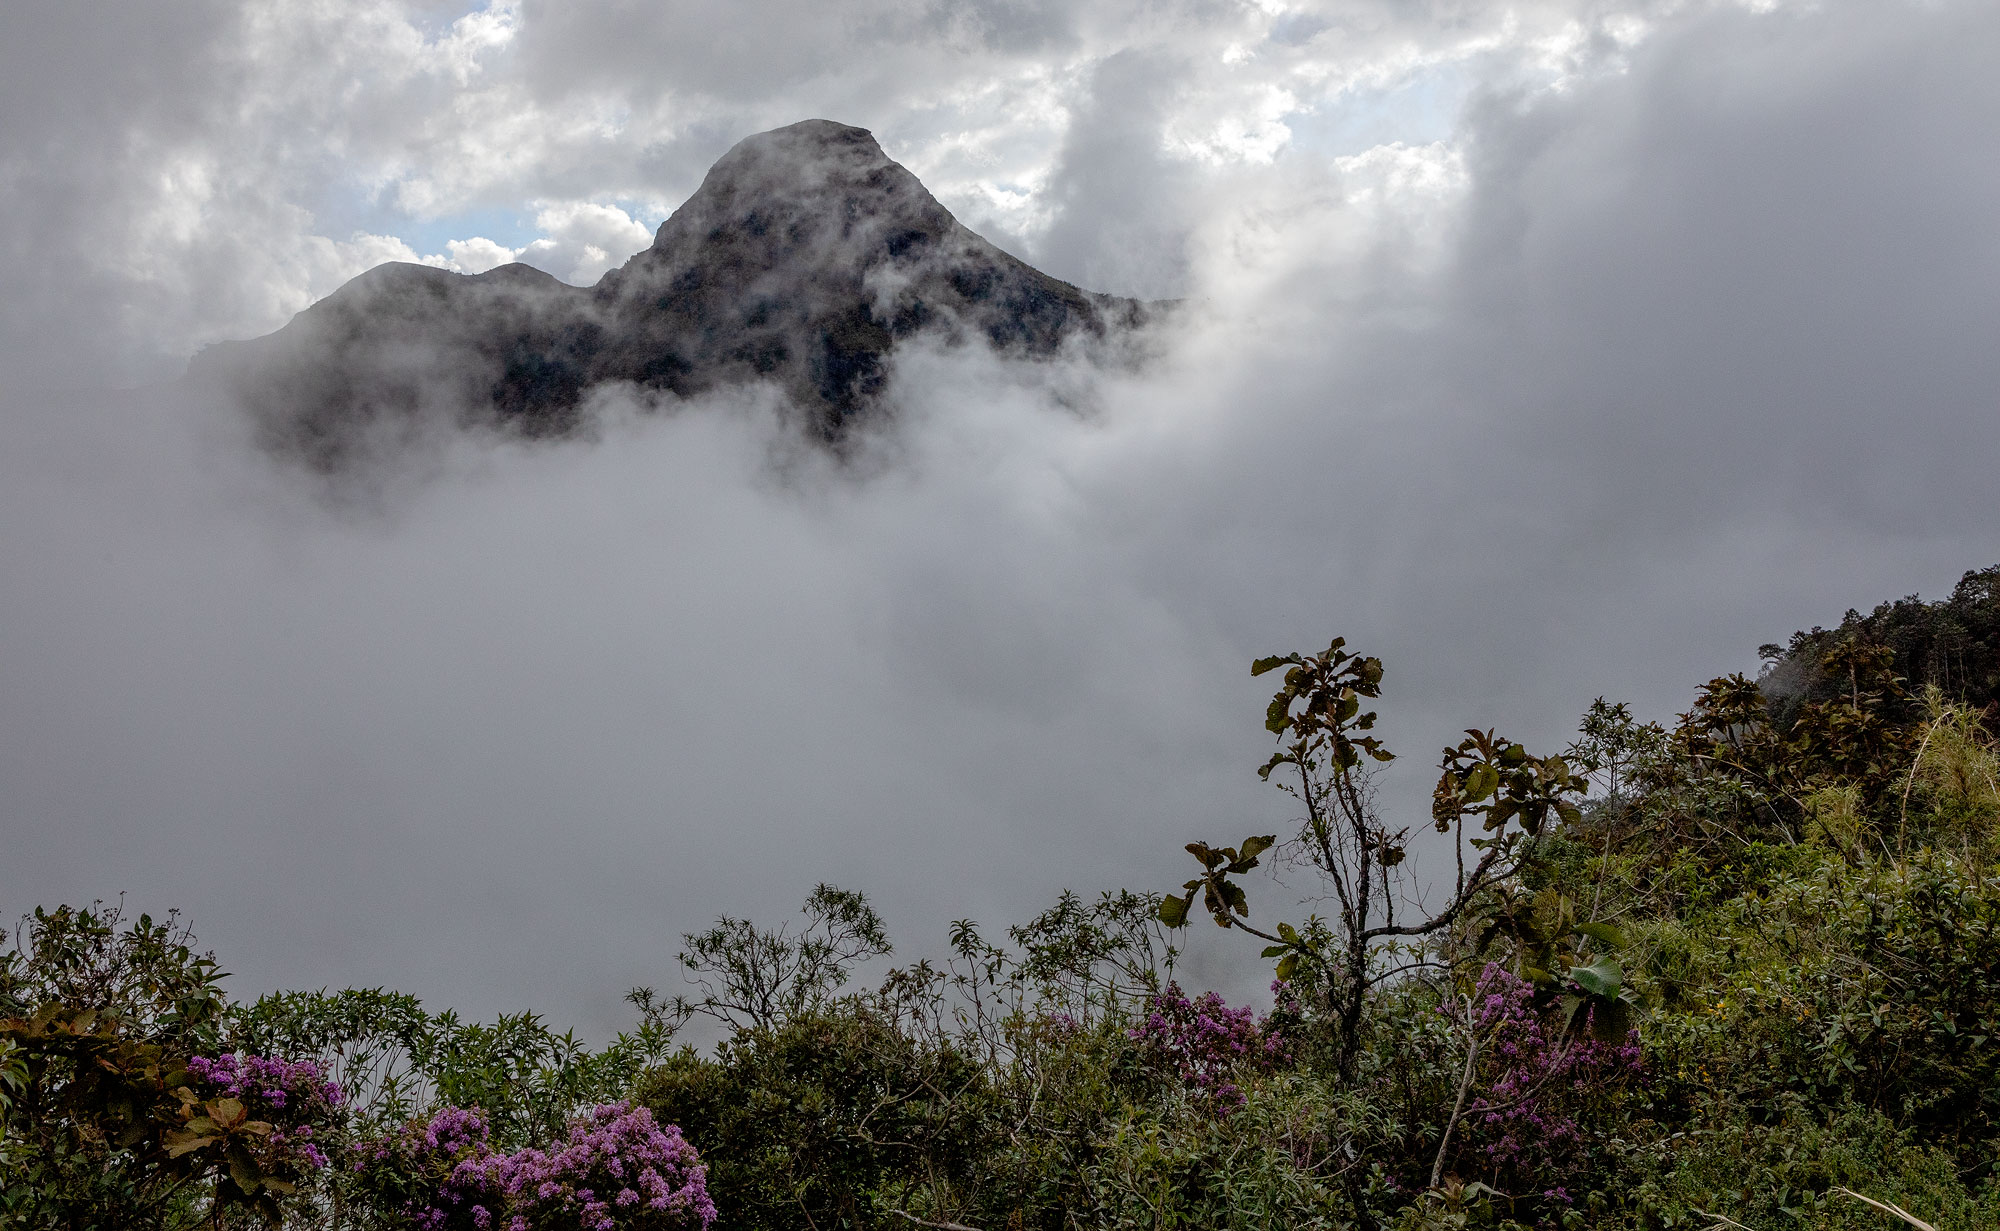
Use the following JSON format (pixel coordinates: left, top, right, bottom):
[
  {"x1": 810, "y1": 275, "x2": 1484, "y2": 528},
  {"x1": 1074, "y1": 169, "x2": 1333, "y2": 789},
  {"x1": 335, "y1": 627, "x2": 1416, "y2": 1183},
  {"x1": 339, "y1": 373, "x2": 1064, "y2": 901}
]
[
  {"x1": 308, "y1": 182, "x2": 537, "y2": 254},
  {"x1": 309, "y1": 181, "x2": 671, "y2": 259},
  {"x1": 397, "y1": 207, "x2": 542, "y2": 256},
  {"x1": 1284, "y1": 66, "x2": 1468, "y2": 159},
  {"x1": 401, "y1": 0, "x2": 499, "y2": 43}
]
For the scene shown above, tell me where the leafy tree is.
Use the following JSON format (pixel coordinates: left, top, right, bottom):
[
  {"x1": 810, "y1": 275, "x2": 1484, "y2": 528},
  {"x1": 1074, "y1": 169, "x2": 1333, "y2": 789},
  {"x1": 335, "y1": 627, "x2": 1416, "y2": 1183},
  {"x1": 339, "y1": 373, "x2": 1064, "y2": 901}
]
[
  {"x1": 237, "y1": 987, "x2": 664, "y2": 1150},
  {"x1": 642, "y1": 884, "x2": 891, "y2": 1035},
  {"x1": 0, "y1": 904, "x2": 338, "y2": 1229},
  {"x1": 1160, "y1": 638, "x2": 1587, "y2": 1080},
  {"x1": 636, "y1": 1005, "x2": 988, "y2": 1231},
  {"x1": 1763, "y1": 564, "x2": 2000, "y2": 720}
]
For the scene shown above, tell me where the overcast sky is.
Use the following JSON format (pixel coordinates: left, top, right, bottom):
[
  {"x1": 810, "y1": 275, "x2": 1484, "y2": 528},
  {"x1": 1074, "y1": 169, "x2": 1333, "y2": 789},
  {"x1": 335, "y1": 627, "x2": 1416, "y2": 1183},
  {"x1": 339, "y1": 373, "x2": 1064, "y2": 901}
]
[{"x1": 2, "y1": 0, "x2": 1997, "y2": 1034}]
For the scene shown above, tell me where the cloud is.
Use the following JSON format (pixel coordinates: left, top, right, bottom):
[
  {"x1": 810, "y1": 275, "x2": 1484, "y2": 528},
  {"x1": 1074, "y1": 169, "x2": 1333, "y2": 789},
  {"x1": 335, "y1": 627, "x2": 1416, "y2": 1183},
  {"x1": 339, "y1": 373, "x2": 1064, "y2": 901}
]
[
  {"x1": 443, "y1": 236, "x2": 521, "y2": 273},
  {"x1": 0, "y1": 0, "x2": 1717, "y2": 384},
  {"x1": 430, "y1": 200, "x2": 657, "y2": 282},
  {"x1": 517, "y1": 200, "x2": 657, "y2": 283},
  {"x1": 1, "y1": 0, "x2": 1997, "y2": 1034}
]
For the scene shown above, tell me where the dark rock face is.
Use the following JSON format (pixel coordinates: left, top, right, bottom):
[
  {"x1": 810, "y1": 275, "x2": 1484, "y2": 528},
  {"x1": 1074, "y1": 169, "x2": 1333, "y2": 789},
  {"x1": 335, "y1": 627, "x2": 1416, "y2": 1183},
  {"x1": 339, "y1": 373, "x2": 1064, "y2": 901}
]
[{"x1": 192, "y1": 120, "x2": 1157, "y2": 470}]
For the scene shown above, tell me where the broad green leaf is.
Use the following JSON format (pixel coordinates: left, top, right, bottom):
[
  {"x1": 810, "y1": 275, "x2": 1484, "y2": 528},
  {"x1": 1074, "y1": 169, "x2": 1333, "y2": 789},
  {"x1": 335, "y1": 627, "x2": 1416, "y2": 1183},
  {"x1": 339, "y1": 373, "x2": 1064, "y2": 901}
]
[
  {"x1": 1275, "y1": 952, "x2": 1299, "y2": 982},
  {"x1": 1239, "y1": 834, "x2": 1275, "y2": 861},
  {"x1": 1465, "y1": 764, "x2": 1500, "y2": 803},
  {"x1": 1158, "y1": 896, "x2": 1190, "y2": 928},
  {"x1": 1572, "y1": 921, "x2": 1627, "y2": 950},
  {"x1": 1569, "y1": 956, "x2": 1623, "y2": 1000},
  {"x1": 1265, "y1": 695, "x2": 1292, "y2": 733},
  {"x1": 1261, "y1": 945, "x2": 1289, "y2": 959},
  {"x1": 1251, "y1": 655, "x2": 1290, "y2": 676}
]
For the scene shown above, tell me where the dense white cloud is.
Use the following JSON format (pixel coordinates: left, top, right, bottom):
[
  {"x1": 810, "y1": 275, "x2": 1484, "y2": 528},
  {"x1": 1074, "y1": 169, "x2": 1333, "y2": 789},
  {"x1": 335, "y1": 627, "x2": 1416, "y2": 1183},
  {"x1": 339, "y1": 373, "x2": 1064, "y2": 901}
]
[
  {"x1": 0, "y1": 0, "x2": 1754, "y2": 382},
  {"x1": 442, "y1": 235, "x2": 520, "y2": 273},
  {"x1": 518, "y1": 200, "x2": 658, "y2": 283},
  {"x1": 428, "y1": 202, "x2": 656, "y2": 281},
  {"x1": 1, "y1": 0, "x2": 1997, "y2": 1030}
]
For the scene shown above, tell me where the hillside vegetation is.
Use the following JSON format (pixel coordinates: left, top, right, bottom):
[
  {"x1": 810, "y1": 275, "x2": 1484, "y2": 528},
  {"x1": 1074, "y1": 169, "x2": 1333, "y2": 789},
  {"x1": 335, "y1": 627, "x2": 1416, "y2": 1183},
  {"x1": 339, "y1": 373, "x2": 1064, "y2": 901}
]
[{"x1": 6, "y1": 567, "x2": 1998, "y2": 1231}]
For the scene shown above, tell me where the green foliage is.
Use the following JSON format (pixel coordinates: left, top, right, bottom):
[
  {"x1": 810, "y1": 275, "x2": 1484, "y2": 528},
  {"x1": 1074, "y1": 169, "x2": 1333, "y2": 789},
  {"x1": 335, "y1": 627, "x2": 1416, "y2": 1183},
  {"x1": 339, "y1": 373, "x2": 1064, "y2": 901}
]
[
  {"x1": 636, "y1": 1005, "x2": 991, "y2": 1231},
  {"x1": 0, "y1": 903, "x2": 228, "y2": 1050},
  {"x1": 0, "y1": 904, "x2": 324, "y2": 1230},
  {"x1": 1081, "y1": 1076, "x2": 1374, "y2": 1229},
  {"x1": 0, "y1": 1035, "x2": 24, "y2": 1143},
  {"x1": 1763, "y1": 565, "x2": 2000, "y2": 720},
  {"x1": 237, "y1": 986, "x2": 652, "y2": 1149},
  {"x1": 1165, "y1": 637, "x2": 1587, "y2": 1081},
  {"x1": 652, "y1": 883, "x2": 892, "y2": 1034}
]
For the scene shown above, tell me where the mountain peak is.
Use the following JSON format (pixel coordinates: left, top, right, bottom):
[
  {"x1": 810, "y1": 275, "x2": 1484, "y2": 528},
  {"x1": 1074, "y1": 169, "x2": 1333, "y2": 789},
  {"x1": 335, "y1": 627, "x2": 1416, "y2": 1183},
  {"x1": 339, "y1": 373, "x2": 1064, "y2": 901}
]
[
  {"x1": 645, "y1": 120, "x2": 911, "y2": 251},
  {"x1": 611, "y1": 118, "x2": 956, "y2": 295},
  {"x1": 193, "y1": 120, "x2": 1162, "y2": 472},
  {"x1": 700, "y1": 118, "x2": 893, "y2": 187}
]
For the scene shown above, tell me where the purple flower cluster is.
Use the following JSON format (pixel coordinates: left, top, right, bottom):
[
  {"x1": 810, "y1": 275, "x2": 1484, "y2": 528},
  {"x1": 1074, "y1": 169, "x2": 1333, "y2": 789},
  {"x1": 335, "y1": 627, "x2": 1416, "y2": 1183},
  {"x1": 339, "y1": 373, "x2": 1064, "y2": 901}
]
[
  {"x1": 353, "y1": 1107, "x2": 503, "y2": 1231},
  {"x1": 1461, "y1": 964, "x2": 1642, "y2": 1190},
  {"x1": 185, "y1": 1052, "x2": 345, "y2": 1170},
  {"x1": 187, "y1": 1052, "x2": 346, "y2": 1112},
  {"x1": 498, "y1": 1103, "x2": 717, "y2": 1231},
  {"x1": 1130, "y1": 983, "x2": 1288, "y2": 1112},
  {"x1": 356, "y1": 1104, "x2": 715, "y2": 1231}
]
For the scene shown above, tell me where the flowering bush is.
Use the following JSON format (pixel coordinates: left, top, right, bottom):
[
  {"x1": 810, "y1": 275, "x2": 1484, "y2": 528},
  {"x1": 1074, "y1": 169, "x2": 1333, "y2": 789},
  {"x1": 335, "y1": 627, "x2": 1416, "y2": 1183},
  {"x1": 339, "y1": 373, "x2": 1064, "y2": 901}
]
[
  {"x1": 165, "y1": 1050, "x2": 345, "y2": 1217},
  {"x1": 183, "y1": 1052, "x2": 345, "y2": 1171},
  {"x1": 1129, "y1": 983, "x2": 1289, "y2": 1111},
  {"x1": 500, "y1": 1103, "x2": 716, "y2": 1231},
  {"x1": 352, "y1": 1106, "x2": 506, "y2": 1231},
  {"x1": 1460, "y1": 964, "x2": 1642, "y2": 1200},
  {"x1": 355, "y1": 1103, "x2": 714, "y2": 1231}
]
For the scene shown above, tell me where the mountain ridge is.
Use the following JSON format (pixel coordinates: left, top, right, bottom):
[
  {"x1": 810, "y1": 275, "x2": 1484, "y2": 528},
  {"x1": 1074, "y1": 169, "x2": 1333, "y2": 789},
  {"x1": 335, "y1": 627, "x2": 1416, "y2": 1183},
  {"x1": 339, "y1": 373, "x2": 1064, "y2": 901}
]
[{"x1": 191, "y1": 120, "x2": 1164, "y2": 471}]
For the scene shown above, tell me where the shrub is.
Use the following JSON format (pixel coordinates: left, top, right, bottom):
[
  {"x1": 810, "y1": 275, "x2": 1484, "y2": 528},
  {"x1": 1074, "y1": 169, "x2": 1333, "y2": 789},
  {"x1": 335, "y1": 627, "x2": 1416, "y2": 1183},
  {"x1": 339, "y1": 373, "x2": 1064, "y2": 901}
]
[
  {"x1": 1450, "y1": 965, "x2": 1643, "y2": 1206},
  {"x1": 354, "y1": 1103, "x2": 713, "y2": 1231},
  {"x1": 1127, "y1": 983, "x2": 1289, "y2": 1112}
]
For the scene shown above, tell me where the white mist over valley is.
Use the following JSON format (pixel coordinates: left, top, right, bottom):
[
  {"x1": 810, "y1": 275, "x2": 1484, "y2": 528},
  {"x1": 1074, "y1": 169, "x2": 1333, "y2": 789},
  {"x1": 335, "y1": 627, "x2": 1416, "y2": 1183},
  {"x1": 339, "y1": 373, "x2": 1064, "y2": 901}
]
[{"x1": 3, "y1": 0, "x2": 1998, "y2": 1038}]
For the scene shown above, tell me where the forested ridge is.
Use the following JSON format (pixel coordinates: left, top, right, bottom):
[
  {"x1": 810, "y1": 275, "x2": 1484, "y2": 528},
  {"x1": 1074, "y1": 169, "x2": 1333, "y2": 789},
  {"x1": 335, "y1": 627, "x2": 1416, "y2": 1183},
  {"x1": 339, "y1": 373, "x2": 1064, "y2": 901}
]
[{"x1": 6, "y1": 567, "x2": 1998, "y2": 1231}]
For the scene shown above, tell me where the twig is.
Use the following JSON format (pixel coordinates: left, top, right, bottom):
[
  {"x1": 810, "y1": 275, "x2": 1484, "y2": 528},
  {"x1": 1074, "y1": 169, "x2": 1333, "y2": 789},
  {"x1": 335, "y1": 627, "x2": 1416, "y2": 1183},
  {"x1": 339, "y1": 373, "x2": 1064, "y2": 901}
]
[
  {"x1": 1831, "y1": 1187, "x2": 1938, "y2": 1231},
  {"x1": 1899, "y1": 727, "x2": 1934, "y2": 844},
  {"x1": 888, "y1": 1210, "x2": 985, "y2": 1231},
  {"x1": 1429, "y1": 994, "x2": 1481, "y2": 1189}
]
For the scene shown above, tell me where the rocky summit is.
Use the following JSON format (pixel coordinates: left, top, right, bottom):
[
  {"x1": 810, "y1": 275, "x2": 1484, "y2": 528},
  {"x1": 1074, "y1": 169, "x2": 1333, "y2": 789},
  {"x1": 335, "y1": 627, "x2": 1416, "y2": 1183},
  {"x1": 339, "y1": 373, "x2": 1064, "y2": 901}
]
[{"x1": 191, "y1": 120, "x2": 1160, "y2": 470}]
